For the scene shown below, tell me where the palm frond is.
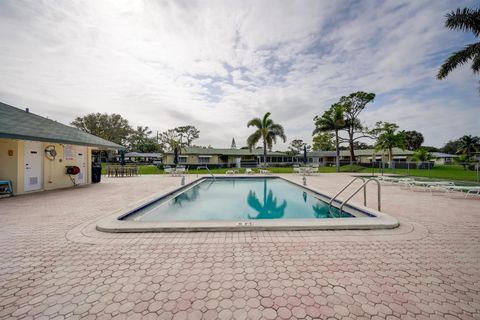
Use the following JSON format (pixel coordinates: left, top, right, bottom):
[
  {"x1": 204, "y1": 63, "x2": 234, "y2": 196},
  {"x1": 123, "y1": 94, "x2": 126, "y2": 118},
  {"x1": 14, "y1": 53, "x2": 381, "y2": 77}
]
[
  {"x1": 247, "y1": 118, "x2": 262, "y2": 129},
  {"x1": 445, "y1": 7, "x2": 480, "y2": 37},
  {"x1": 437, "y1": 42, "x2": 480, "y2": 79},
  {"x1": 247, "y1": 130, "x2": 261, "y2": 151},
  {"x1": 269, "y1": 124, "x2": 287, "y2": 142},
  {"x1": 266, "y1": 136, "x2": 273, "y2": 151},
  {"x1": 262, "y1": 112, "x2": 272, "y2": 125},
  {"x1": 472, "y1": 53, "x2": 480, "y2": 72},
  {"x1": 264, "y1": 118, "x2": 274, "y2": 129}
]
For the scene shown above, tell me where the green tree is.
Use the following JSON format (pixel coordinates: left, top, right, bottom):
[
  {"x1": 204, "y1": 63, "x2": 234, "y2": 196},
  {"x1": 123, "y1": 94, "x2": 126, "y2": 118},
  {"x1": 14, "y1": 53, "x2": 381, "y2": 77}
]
[
  {"x1": 288, "y1": 139, "x2": 308, "y2": 155},
  {"x1": 127, "y1": 126, "x2": 161, "y2": 153},
  {"x1": 437, "y1": 7, "x2": 480, "y2": 87},
  {"x1": 246, "y1": 112, "x2": 287, "y2": 166},
  {"x1": 401, "y1": 130, "x2": 424, "y2": 151},
  {"x1": 175, "y1": 125, "x2": 200, "y2": 146},
  {"x1": 412, "y1": 148, "x2": 433, "y2": 162},
  {"x1": 373, "y1": 122, "x2": 406, "y2": 167},
  {"x1": 313, "y1": 103, "x2": 346, "y2": 172},
  {"x1": 158, "y1": 129, "x2": 186, "y2": 153},
  {"x1": 312, "y1": 132, "x2": 335, "y2": 151},
  {"x1": 441, "y1": 139, "x2": 459, "y2": 154},
  {"x1": 456, "y1": 135, "x2": 480, "y2": 157},
  {"x1": 339, "y1": 92, "x2": 376, "y2": 164},
  {"x1": 71, "y1": 113, "x2": 132, "y2": 145},
  {"x1": 158, "y1": 125, "x2": 200, "y2": 153}
]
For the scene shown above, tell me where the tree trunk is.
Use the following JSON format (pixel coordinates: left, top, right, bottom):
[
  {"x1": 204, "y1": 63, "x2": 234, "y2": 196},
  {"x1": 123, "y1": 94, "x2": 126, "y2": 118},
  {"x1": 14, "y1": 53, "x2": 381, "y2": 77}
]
[
  {"x1": 388, "y1": 148, "x2": 393, "y2": 168},
  {"x1": 335, "y1": 130, "x2": 340, "y2": 172},
  {"x1": 349, "y1": 130, "x2": 355, "y2": 165},
  {"x1": 263, "y1": 139, "x2": 267, "y2": 166}
]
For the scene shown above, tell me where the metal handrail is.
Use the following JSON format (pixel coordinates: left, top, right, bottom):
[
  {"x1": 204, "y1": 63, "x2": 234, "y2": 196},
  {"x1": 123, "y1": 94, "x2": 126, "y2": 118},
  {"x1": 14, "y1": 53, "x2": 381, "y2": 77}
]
[
  {"x1": 196, "y1": 166, "x2": 215, "y2": 180},
  {"x1": 329, "y1": 177, "x2": 366, "y2": 210},
  {"x1": 339, "y1": 178, "x2": 381, "y2": 212}
]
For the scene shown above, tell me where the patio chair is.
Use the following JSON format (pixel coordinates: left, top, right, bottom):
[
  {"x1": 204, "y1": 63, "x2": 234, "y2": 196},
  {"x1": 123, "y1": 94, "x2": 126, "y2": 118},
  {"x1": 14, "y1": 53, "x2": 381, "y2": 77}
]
[
  {"x1": 0, "y1": 180, "x2": 13, "y2": 197},
  {"x1": 175, "y1": 166, "x2": 186, "y2": 176},
  {"x1": 245, "y1": 168, "x2": 255, "y2": 174},
  {"x1": 164, "y1": 166, "x2": 174, "y2": 175},
  {"x1": 259, "y1": 169, "x2": 272, "y2": 175}
]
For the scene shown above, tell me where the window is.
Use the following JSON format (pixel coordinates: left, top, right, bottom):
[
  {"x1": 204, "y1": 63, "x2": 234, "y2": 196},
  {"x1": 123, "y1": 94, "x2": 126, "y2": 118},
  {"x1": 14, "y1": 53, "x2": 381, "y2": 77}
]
[
  {"x1": 198, "y1": 156, "x2": 210, "y2": 164},
  {"x1": 178, "y1": 157, "x2": 187, "y2": 164}
]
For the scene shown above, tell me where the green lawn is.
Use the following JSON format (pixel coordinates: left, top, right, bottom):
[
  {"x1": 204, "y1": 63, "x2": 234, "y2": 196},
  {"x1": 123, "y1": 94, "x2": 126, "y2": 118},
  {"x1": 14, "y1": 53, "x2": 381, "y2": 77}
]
[
  {"x1": 331, "y1": 164, "x2": 479, "y2": 183},
  {"x1": 101, "y1": 164, "x2": 479, "y2": 183}
]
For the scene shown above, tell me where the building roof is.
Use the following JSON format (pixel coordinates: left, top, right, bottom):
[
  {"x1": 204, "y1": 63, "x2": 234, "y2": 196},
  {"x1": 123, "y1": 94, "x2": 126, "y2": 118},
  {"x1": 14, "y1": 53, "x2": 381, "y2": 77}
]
[
  {"x1": 339, "y1": 148, "x2": 414, "y2": 157},
  {"x1": 0, "y1": 102, "x2": 124, "y2": 149},
  {"x1": 431, "y1": 152, "x2": 459, "y2": 158},
  {"x1": 307, "y1": 151, "x2": 337, "y2": 157},
  {"x1": 124, "y1": 152, "x2": 162, "y2": 157},
  {"x1": 165, "y1": 146, "x2": 290, "y2": 156}
]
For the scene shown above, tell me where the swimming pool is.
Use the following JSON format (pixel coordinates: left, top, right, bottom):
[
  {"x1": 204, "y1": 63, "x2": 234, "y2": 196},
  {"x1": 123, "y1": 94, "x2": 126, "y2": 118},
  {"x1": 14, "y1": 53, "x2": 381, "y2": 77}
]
[
  {"x1": 123, "y1": 177, "x2": 353, "y2": 222},
  {"x1": 96, "y1": 176, "x2": 399, "y2": 232}
]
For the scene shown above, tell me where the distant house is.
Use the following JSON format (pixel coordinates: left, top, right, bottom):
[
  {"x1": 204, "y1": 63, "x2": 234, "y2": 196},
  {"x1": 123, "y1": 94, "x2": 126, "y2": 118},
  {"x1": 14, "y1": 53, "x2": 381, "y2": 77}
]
[
  {"x1": 162, "y1": 146, "x2": 459, "y2": 168},
  {"x1": 163, "y1": 147, "x2": 295, "y2": 168},
  {"x1": 431, "y1": 152, "x2": 459, "y2": 165},
  {"x1": 0, "y1": 102, "x2": 123, "y2": 195},
  {"x1": 304, "y1": 148, "x2": 459, "y2": 167},
  {"x1": 338, "y1": 148, "x2": 414, "y2": 163},
  {"x1": 305, "y1": 151, "x2": 337, "y2": 166}
]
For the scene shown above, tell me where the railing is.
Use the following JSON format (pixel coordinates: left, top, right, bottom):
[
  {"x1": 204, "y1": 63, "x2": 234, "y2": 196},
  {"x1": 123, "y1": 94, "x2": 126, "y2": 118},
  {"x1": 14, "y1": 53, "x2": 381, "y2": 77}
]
[
  {"x1": 196, "y1": 166, "x2": 215, "y2": 180},
  {"x1": 328, "y1": 177, "x2": 366, "y2": 210},
  {"x1": 339, "y1": 178, "x2": 381, "y2": 212}
]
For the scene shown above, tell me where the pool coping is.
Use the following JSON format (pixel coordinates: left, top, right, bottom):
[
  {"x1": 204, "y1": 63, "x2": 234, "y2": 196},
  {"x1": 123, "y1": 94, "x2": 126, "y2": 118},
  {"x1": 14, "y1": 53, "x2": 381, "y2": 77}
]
[{"x1": 96, "y1": 175, "x2": 399, "y2": 233}]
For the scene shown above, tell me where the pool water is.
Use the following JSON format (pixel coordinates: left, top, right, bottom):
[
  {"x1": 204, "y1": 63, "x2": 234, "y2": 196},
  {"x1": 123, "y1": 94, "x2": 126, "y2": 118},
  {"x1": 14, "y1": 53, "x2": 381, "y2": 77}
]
[{"x1": 123, "y1": 178, "x2": 354, "y2": 222}]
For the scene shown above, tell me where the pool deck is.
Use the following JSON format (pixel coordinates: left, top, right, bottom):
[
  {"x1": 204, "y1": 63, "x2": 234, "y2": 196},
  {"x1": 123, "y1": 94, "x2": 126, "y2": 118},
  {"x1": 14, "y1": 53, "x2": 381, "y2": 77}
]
[{"x1": 0, "y1": 173, "x2": 479, "y2": 319}]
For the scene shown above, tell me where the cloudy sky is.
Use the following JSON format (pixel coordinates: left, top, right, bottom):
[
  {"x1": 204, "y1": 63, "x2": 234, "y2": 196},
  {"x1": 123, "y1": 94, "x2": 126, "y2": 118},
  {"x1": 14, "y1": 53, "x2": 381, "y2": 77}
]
[{"x1": 0, "y1": 0, "x2": 478, "y2": 149}]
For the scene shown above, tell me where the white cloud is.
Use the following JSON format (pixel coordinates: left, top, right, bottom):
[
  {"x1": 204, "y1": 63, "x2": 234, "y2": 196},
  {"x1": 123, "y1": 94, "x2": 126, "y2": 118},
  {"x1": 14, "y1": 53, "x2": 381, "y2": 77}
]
[{"x1": 0, "y1": 0, "x2": 478, "y2": 149}]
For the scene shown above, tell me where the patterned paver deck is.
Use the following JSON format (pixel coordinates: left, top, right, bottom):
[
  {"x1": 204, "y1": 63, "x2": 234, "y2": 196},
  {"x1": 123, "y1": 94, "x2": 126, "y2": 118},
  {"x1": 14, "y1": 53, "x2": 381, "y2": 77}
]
[{"x1": 0, "y1": 173, "x2": 479, "y2": 319}]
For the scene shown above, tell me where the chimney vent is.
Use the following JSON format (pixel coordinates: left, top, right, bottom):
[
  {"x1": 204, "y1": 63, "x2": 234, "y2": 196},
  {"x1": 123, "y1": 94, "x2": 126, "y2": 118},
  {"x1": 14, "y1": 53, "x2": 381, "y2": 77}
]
[{"x1": 25, "y1": 108, "x2": 29, "y2": 113}]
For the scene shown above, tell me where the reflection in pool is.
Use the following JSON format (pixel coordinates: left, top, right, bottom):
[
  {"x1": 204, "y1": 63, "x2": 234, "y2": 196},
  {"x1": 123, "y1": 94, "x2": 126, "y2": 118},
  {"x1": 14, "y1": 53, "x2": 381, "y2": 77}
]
[{"x1": 123, "y1": 177, "x2": 353, "y2": 222}]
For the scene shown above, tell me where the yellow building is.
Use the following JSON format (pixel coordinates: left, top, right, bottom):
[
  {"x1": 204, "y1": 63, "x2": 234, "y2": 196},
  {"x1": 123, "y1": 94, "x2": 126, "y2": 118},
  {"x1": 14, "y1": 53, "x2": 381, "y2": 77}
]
[{"x1": 0, "y1": 102, "x2": 123, "y2": 195}]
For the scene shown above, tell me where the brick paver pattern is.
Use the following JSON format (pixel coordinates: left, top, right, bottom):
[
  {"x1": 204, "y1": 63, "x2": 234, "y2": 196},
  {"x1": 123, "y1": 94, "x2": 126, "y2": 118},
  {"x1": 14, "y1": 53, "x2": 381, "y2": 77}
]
[{"x1": 0, "y1": 174, "x2": 479, "y2": 319}]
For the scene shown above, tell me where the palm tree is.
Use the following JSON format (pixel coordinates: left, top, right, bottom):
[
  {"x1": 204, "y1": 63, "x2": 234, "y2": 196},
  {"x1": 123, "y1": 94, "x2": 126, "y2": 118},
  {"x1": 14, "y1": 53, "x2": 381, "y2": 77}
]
[
  {"x1": 247, "y1": 112, "x2": 287, "y2": 166},
  {"x1": 412, "y1": 148, "x2": 433, "y2": 163},
  {"x1": 437, "y1": 7, "x2": 480, "y2": 83},
  {"x1": 456, "y1": 135, "x2": 480, "y2": 157},
  {"x1": 373, "y1": 122, "x2": 406, "y2": 168},
  {"x1": 313, "y1": 103, "x2": 346, "y2": 172}
]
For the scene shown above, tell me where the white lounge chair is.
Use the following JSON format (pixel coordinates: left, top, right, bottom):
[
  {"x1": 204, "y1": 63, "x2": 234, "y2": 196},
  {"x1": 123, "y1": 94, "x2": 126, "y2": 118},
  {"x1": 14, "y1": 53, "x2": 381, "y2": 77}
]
[
  {"x1": 245, "y1": 168, "x2": 255, "y2": 174},
  {"x1": 164, "y1": 166, "x2": 174, "y2": 176},
  {"x1": 175, "y1": 166, "x2": 186, "y2": 176},
  {"x1": 259, "y1": 169, "x2": 272, "y2": 175},
  {"x1": 404, "y1": 180, "x2": 454, "y2": 190},
  {"x1": 430, "y1": 185, "x2": 480, "y2": 198}
]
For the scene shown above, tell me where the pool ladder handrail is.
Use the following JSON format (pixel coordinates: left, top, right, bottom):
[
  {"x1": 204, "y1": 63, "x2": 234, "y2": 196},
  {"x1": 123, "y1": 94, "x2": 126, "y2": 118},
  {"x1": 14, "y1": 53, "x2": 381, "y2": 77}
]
[
  {"x1": 196, "y1": 166, "x2": 215, "y2": 180},
  {"x1": 339, "y1": 178, "x2": 381, "y2": 212},
  {"x1": 329, "y1": 177, "x2": 381, "y2": 212},
  {"x1": 329, "y1": 177, "x2": 366, "y2": 210}
]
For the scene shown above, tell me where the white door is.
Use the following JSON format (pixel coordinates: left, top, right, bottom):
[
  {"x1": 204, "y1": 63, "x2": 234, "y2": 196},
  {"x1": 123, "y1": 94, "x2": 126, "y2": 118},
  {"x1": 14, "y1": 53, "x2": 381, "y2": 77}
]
[
  {"x1": 75, "y1": 146, "x2": 87, "y2": 184},
  {"x1": 24, "y1": 141, "x2": 43, "y2": 192}
]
